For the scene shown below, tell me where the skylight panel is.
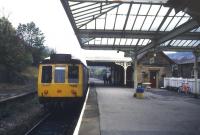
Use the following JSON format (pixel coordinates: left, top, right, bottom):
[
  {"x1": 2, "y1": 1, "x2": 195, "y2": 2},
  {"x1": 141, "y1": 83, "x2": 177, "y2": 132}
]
[
  {"x1": 99, "y1": 14, "x2": 106, "y2": 19},
  {"x1": 130, "y1": 4, "x2": 140, "y2": 15},
  {"x1": 163, "y1": 40, "x2": 171, "y2": 46},
  {"x1": 177, "y1": 17, "x2": 190, "y2": 27},
  {"x1": 131, "y1": 39, "x2": 139, "y2": 45},
  {"x1": 115, "y1": 38, "x2": 121, "y2": 45},
  {"x1": 115, "y1": 15, "x2": 127, "y2": 30},
  {"x1": 108, "y1": 38, "x2": 114, "y2": 45},
  {"x1": 95, "y1": 38, "x2": 101, "y2": 45},
  {"x1": 159, "y1": 17, "x2": 173, "y2": 31},
  {"x1": 73, "y1": 6, "x2": 100, "y2": 18},
  {"x1": 86, "y1": 20, "x2": 95, "y2": 29},
  {"x1": 118, "y1": 4, "x2": 129, "y2": 14},
  {"x1": 193, "y1": 40, "x2": 200, "y2": 46},
  {"x1": 190, "y1": 29, "x2": 197, "y2": 32},
  {"x1": 138, "y1": 39, "x2": 144, "y2": 45},
  {"x1": 141, "y1": 16, "x2": 155, "y2": 30},
  {"x1": 169, "y1": 9, "x2": 175, "y2": 16},
  {"x1": 165, "y1": 17, "x2": 181, "y2": 31},
  {"x1": 71, "y1": 2, "x2": 95, "y2": 11},
  {"x1": 126, "y1": 39, "x2": 132, "y2": 45},
  {"x1": 125, "y1": 16, "x2": 136, "y2": 30},
  {"x1": 72, "y1": 4, "x2": 100, "y2": 15},
  {"x1": 196, "y1": 27, "x2": 200, "y2": 32},
  {"x1": 157, "y1": 6, "x2": 169, "y2": 16},
  {"x1": 89, "y1": 39, "x2": 95, "y2": 44},
  {"x1": 188, "y1": 40, "x2": 197, "y2": 46},
  {"x1": 173, "y1": 40, "x2": 182, "y2": 46},
  {"x1": 178, "y1": 40, "x2": 187, "y2": 46},
  {"x1": 106, "y1": 8, "x2": 117, "y2": 29},
  {"x1": 120, "y1": 38, "x2": 126, "y2": 45},
  {"x1": 148, "y1": 5, "x2": 161, "y2": 15},
  {"x1": 142, "y1": 39, "x2": 150, "y2": 45},
  {"x1": 102, "y1": 38, "x2": 107, "y2": 45},
  {"x1": 149, "y1": 16, "x2": 164, "y2": 31},
  {"x1": 170, "y1": 40, "x2": 176, "y2": 45},
  {"x1": 69, "y1": 1, "x2": 80, "y2": 6},
  {"x1": 96, "y1": 18, "x2": 105, "y2": 29},
  {"x1": 183, "y1": 40, "x2": 192, "y2": 46},
  {"x1": 139, "y1": 4, "x2": 151, "y2": 15},
  {"x1": 176, "y1": 11, "x2": 185, "y2": 17},
  {"x1": 132, "y1": 16, "x2": 145, "y2": 30}
]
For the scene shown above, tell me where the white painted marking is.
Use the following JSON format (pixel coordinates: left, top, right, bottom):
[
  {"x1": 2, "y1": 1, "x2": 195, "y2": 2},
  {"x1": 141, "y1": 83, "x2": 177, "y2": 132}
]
[{"x1": 73, "y1": 87, "x2": 90, "y2": 135}]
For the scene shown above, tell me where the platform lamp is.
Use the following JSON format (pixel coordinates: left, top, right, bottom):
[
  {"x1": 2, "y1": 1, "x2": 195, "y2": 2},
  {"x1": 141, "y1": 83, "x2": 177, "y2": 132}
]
[{"x1": 153, "y1": 48, "x2": 158, "y2": 57}]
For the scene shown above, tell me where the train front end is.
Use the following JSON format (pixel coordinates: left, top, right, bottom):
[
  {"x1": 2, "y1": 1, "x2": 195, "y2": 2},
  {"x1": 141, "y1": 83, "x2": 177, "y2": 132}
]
[{"x1": 37, "y1": 54, "x2": 86, "y2": 104}]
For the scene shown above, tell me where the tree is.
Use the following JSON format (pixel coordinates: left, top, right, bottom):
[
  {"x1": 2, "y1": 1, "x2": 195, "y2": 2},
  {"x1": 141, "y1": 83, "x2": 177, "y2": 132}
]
[
  {"x1": 16, "y1": 22, "x2": 46, "y2": 65},
  {"x1": 0, "y1": 17, "x2": 32, "y2": 81}
]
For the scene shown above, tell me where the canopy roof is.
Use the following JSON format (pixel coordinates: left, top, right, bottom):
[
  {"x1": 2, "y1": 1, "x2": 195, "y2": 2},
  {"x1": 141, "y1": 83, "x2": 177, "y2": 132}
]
[{"x1": 60, "y1": 0, "x2": 200, "y2": 57}]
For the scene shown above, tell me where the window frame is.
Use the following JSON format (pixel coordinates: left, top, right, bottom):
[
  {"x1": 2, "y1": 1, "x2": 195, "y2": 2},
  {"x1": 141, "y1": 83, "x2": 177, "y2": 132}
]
[
  {"x1": 41, "y1": 65, "x2": 52, "y2": 83},
  {"x1": 68, "y1": 64, "x2": 79, "y2": 84}
]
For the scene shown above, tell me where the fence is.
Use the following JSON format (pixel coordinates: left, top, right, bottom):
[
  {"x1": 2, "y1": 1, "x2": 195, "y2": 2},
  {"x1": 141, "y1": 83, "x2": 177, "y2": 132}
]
[{"x1": 164, "y1": 77, "x2": 200, "y2": 94}]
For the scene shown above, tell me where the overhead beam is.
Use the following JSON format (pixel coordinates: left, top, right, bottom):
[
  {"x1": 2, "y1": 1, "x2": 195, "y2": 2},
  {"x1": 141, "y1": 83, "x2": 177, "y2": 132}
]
[
  {"x1": 82, "y1": 44, "x2": 198, "y2": 51},
  {"x1": 81, "y1": 45, "x2": 142, "y2": 50},
  {"x1": 157, "y1": 46, "x2": 197, "y2": 52},
  {"x1": 60, "y1": 0, "x2": 83, "y2": 46},
  {"x1": 78, "y1": 29, "x2": 200, "y2": 40},
  {"x1": 138, "y1": 19, "x2": 200, "y2": 54},
  {"x1": 68, "y1": 0, "x2": 168, "y2": 4}
]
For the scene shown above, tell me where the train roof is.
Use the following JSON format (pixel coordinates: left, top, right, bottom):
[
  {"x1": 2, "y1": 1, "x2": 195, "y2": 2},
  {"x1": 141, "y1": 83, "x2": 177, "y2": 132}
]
[{"x1": 41, "y1": 54, "x2": 86, "y2": 65}]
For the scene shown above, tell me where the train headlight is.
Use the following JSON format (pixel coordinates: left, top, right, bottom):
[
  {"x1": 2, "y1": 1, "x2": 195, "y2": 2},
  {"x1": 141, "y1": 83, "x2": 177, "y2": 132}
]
[
  {"x1": 44, "y1": 90, "x2": 48, "y2": 95},
  {"x1": 71, "y1": 89, "x2": 77, "y2": 96}
]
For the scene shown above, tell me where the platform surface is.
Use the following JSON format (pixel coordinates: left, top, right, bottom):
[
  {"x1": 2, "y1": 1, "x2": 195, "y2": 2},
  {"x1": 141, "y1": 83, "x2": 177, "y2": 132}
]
[{"x1": 80, "y1": 87, "x2": 200, "y2": 135}]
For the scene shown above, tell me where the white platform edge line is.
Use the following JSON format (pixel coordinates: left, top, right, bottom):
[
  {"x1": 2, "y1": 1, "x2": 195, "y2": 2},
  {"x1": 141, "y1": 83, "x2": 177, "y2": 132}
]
[{"x1": 73, "y1": 87, "x2": 90, "y2": 135}]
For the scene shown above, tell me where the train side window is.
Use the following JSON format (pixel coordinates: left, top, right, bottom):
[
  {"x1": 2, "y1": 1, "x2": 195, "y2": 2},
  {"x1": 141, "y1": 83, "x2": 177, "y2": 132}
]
[
  {"x1": 68, "y1": 65, "x2": 79, "y2": 83},
  {"x1": 54, "y1": 67, "x2": 65, "y2": 83},
  {"x1": 42, "y1": 66, "x2": 52, "y2": 83}
]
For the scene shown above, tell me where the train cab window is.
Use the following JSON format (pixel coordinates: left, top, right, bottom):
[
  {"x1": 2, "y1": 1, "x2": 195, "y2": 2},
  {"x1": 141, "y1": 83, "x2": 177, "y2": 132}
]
[
  {"x1": 42, "y1": 66, "x2": 52, "y2": 83},
  {"x1": 54, "y1": 67, "x2": 65, "y2": 83},
  {"x1": 68, "y1": 65, "x2": 79, "y2": 83}
]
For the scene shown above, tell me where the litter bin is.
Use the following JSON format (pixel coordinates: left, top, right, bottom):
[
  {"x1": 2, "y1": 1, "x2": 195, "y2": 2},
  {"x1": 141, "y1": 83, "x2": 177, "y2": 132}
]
[{"x1": 136, "y1": 83, "x2": 145, "y2": 99}]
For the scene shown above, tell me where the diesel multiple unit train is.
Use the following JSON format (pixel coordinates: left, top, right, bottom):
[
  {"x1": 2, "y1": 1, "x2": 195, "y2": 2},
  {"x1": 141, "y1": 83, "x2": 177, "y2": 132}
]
[{"x1": 37, "y1": 54, "x2": 89, "y2": 106}]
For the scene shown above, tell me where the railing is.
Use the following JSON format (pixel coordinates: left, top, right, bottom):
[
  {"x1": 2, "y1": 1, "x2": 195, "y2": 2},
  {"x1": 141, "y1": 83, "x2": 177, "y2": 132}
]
[{"x1": 164, "y1": 77, "x2": 200, "y2": 94}]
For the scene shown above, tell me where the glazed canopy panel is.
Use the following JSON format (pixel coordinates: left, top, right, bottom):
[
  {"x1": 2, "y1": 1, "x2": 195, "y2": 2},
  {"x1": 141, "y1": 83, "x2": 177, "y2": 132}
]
[{"x1": 61, "y1": 0, "x2": 200, "y2": 54}]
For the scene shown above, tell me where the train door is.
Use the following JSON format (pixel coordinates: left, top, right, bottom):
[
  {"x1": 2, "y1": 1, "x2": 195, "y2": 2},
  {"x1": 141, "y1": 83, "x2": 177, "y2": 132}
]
[{"x1": 150, "y1": 71, "x2": 157, "y2": 88}]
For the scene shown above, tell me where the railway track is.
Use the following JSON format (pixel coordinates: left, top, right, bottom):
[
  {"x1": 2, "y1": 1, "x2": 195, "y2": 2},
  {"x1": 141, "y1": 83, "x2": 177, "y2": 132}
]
[
  {"x1": 0, "y1": 91, "x2": 36, "y2": 107},
  {"x1": 24, "y1": 105, "x2": 83, "y2": 135}
]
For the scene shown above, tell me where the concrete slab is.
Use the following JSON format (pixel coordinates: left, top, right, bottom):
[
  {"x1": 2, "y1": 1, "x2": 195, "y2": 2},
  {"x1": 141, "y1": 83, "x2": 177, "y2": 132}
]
[{"x1": 97, "y1": 87, "x2": 200, "y2": 135}]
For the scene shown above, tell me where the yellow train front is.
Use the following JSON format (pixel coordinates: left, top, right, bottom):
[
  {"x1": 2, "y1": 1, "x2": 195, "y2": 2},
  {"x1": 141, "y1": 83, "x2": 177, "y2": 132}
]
[{"x1": 37, "y1": 54, "x2": 88, "y2": 106}]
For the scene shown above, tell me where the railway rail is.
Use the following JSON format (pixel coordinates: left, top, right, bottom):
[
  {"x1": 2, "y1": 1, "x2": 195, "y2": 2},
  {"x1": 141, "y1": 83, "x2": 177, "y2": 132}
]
[
  {"x1": 0, "y1": 91, "x2": 36, "y2": 107},
  {"x1": 24, "y1": 105, "x2": 83, "y2": 135}
]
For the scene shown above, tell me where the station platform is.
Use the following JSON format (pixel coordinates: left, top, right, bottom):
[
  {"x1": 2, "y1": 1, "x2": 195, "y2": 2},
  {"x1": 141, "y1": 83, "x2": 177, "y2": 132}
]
[{"x1": 79, "y1": 87, "x2": 200, "y2": 135}]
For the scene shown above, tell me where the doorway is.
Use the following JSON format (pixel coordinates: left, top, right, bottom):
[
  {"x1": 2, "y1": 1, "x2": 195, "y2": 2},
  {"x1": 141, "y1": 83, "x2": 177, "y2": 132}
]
[{"x1": 150, "y1": 71, "x2": 157, "y2": 88}]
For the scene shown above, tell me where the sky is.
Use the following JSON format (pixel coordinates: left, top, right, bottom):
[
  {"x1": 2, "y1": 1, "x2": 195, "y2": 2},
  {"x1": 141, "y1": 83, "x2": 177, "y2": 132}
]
[{"x1": 0, "y1": 0, "x2": 126, "y2": 61}]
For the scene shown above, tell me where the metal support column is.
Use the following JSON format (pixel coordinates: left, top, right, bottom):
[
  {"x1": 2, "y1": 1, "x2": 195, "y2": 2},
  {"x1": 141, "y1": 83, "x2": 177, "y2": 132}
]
[
  {"x1": 193, "y1": 51, "x2": 199, "y2": 95},
  {"x1": 133, "y1": 55, "x2": 138, "y2": 90},
  {"x1": 124, "y1": 65, "x2": 127, "y2": 86}
]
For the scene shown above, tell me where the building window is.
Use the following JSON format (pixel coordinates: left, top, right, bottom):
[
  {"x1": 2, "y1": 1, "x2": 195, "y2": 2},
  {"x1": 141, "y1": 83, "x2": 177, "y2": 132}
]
[
  {"x1": 68, "y1": 65, "x2": 79, "y2": 83},
  {"x1": 42, "y1": 66, "x2": 52, "y2": 83},
  {"x1": 54, "y1": 67, "x2": 65, "y2": 83}
]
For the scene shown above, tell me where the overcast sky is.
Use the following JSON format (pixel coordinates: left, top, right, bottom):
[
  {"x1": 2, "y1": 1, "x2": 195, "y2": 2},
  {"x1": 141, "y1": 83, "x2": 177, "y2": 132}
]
[{"x1": 0, "y1": 0, "x2": 126, "y2": 61}]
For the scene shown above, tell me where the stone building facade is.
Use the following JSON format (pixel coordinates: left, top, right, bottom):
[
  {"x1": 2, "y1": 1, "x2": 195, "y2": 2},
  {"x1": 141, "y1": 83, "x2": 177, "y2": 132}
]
[{"x1": 127, "y1": 51, "x2": 175, "y2": 88}]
